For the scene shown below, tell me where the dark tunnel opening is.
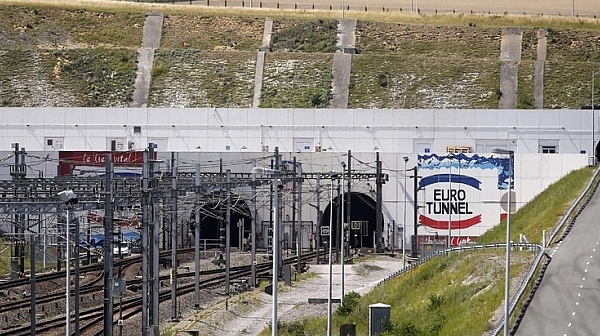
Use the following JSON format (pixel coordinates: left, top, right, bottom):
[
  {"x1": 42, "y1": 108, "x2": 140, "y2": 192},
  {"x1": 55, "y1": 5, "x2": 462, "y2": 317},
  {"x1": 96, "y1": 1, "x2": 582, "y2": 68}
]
[
  {"x1": 191, "y1": 198, "x2": 252, "y2": 250},
  {"x1": 322, "y1": 192, "x2": 381, "y2": 249}
]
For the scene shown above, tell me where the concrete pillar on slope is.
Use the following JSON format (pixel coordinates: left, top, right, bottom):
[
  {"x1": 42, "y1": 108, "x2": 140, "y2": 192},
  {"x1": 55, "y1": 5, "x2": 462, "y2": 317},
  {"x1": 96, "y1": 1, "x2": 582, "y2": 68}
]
[
  {"x1": 534, "y1": 29, "x2": 548, "y2": 109},
  {"x1": 252, "y1": 18, "x2": 273, "y2": 108},
  {"x1": 499, "y1": 27, "x2": 522, "y2": 109},
  {"x1": 329, "y1": 19, "x2": 357, "y2": 109},
  {"x1": 131, "y1": 12, "x2": 164, "y2": 108}
]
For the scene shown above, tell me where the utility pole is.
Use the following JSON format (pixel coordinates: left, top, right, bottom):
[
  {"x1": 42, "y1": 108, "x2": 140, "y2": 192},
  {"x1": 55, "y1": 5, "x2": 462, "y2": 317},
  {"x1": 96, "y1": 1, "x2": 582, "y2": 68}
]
[
  {"x1": 292, "y1": 157, "x2": 297, "y2": 257},
  {"x1": 11, "y1": 143, "x2": 18, "y2": 278},
  {"x1": 316, "y1": 173, "x2": 321, "y2": 264},
  {"x1": 194, "y1": 163, "x2": 202, "y2": 307},
  {"x1": 18, "y1": 146, "x2": 26, "y2": 276},
  {"x1": 10, "y1": 143, "x2": 26, "y2": 279},
  {"x1": 275, "y1": 148, "x2": 282, "y2": 273},
  {"x1": 74, "y1": 206, "x2": 80, "y2": 336},
  {"x1": 336, "y1": 178, "x2": 341, "y2": 261},
  {"x1": 103, "y1": 154, "x2": 114, "y2": 336},
  {"x1": 411, "y1": 166, "x2": 420, "y2": 259},
  {"x1": 273, "y1": 147, "x2": 283, "y2": 272},
  {"x1": 141, "y1": 148, "x2": 150, "y2": 335},
  {"x1": 375, "y1": 152, "x2": 383, "y2": 252},
  {"x1": 346, "y1": 150, "x2": 352, "y2": 253},
  {"x1": 296, "y1": 162, "x2": 303, "y2": 273},
  {"x1": 251, "y1": 161, "x2": 257, "y2": 286},
  {"x1": 149, "y1": 144, "x2": 160, "y2": 335},
  {"x1": 219, "y1": 159, "x2": 225, "y2": 255},
  {"x1": 225, "y1": 169, "x2": 231, "y2": 296},
  {"x1": 30, "y1": 234, "x2": 36, "y2": 336},
  {"x1": 170, "y1": 153, "x2": 179, "y2": 322},
  {"x1": 269, "y1": 158, "x2": 274, "y2": 257}
]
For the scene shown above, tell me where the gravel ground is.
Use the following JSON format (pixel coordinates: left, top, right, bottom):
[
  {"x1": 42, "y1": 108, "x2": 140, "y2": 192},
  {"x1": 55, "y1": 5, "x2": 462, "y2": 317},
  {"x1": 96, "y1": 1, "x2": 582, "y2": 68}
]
[{"x1": 169, "y1": 254, "x2": 404, "y2": 336}]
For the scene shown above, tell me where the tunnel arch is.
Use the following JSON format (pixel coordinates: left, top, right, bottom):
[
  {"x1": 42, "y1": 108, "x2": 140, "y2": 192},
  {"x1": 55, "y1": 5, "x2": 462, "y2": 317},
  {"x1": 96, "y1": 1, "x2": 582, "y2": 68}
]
[
  {"x1": 322, "y1": 191, "x2": 381, "y2": 249},
  {"x1": 190, "y1": 194, "x2": 252, "y2": 249}
]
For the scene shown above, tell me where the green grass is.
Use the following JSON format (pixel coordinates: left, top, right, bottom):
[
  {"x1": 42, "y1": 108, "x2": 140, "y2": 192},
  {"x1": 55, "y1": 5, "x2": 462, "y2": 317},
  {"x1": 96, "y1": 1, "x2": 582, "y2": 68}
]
[
  {"x1": 516, "y1": 60, "x2": 535, "y2": 109},
  {"x1": 294, "y1": 271, "x2": 318, "y2": 282},
  {"x1": 477, "y1": 166, "x2": 596, "y2": 245},
  {"x1": 263, "y1": 166, "x2": 595, "y2": 335},
  {"x1": 260, "y1": 52, "x2": 333, "y2": 108},
  {"x1": 271, "y1": 18, "x2": 338, "y2": 53},
  {"x1": 0, "y1": 5, "x2": 145, "y2": 48},
  {"x1": 544, "y1": 60, "x2": 597, "y2": 109},
  {"x1": 1, "y1": 1, "x2": 600, "y2": 108},
  {"x1": 0, "y1": 48, "x2": 137, "y2": 107},
  {"x1": 161, "y1": 15, "x2": 263, "y2": 51},
  {"x1": 47, "y1": 48, "x2": 137, "y2": 107},
  {"x1": 545, "y1": 28, "x2": 600, "y2": 62},
  {"x1": 355, "y1": 21, "x2": 502, "y2": 59},
  {"x1": 264, "y1": 251, "x2": 533, "y2": 336},
  {"x1": 148, "y1": 49, "x2": 256, "y2": 107},
  {"x1": 520, "y1": 28, "x2": 540, "y2": 61},
  {"x1": 349, "y1": 55, "x2": 501, "y2": 109}
]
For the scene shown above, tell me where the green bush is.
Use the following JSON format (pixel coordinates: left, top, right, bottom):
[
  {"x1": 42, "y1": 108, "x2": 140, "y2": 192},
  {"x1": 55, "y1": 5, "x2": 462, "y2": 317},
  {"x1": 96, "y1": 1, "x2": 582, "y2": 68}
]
[
  {"x1": 337, "y1": 291, "x2": 361, "y2": 316},
  {"x1": 275, "y1": 321, "x2": 306, "y2": 336},
  {"x1": 428, "y1": 293, "x2": 445, "y2": 311}
]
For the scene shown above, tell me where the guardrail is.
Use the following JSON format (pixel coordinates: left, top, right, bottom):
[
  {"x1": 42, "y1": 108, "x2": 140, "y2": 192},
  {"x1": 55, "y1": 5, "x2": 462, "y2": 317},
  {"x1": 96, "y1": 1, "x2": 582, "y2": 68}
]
[
  {"x1": 504, "y1": 165, "x2": 600, "y2": 335},
  {"x1": 376, "y1": 243, "x2": 543, "y2": 286},
  {"x1": 374, "y1": 243, "x2": 544, "y2": 335},
  {"x1": 374, "y1": 167, "x2": 600, "y2": 335},
  {"x1": 546, "y1": 166, "x2": 600, "y2": 247}
]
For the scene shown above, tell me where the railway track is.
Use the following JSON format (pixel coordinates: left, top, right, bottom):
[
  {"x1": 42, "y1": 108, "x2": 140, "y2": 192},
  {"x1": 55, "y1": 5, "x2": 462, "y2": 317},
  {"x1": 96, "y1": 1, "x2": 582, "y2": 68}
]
[
  {"x1": 0, "y1": 247, "x2": 200, "y2": 292},
  {"x1": 2, "y1": 250, "x2": 320, "y2": 335}
]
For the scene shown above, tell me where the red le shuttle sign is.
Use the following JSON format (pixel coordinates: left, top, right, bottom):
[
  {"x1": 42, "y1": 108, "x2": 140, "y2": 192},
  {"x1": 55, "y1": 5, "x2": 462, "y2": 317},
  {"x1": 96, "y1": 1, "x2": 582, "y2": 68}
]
[{"x1": 59, "y1": 151, "x2": 146, "y2": 176}]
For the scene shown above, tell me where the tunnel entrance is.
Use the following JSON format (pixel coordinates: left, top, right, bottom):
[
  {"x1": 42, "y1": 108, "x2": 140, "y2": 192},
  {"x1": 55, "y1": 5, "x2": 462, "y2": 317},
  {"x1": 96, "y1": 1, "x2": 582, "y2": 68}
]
[
  {"x1": 322, "y1": 192, "x2": 380, "y2": 249},
  {"x1": 191, "y1": 195, "x2": 252, "y2": 250}
]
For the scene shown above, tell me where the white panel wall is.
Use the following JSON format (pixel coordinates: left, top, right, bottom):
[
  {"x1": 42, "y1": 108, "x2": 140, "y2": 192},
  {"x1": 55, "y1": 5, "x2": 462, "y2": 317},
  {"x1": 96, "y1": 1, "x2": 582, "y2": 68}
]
[{"x1": 0, "y1": 108, "x2": 596, "y2": 156}]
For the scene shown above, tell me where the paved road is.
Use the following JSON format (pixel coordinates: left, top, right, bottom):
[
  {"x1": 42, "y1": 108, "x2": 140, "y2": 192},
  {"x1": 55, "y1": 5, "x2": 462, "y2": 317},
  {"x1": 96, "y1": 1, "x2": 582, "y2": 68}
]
[{"x1": 515, "y1": 188, "x2": 600, "y2": 336}]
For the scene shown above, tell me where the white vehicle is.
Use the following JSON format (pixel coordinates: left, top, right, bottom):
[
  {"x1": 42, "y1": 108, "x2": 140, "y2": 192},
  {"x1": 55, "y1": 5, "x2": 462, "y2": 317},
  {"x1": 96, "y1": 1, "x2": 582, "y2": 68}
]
[{"x1": 113, "y1": 241, "x2": 131, "y2": 257}]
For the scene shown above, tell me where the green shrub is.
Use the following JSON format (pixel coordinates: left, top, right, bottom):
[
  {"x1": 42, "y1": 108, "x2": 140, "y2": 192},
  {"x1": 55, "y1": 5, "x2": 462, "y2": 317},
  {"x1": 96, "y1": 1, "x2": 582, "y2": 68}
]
[
  {"x1": 337, "y1": 291, "x2": 361, "y2": 316},
  {"x1": 275, "y1": 321, "x2": 306, "y2": 336},
  {"x1": 428, "y1": 293, "x2": 445, "y2": 311}
]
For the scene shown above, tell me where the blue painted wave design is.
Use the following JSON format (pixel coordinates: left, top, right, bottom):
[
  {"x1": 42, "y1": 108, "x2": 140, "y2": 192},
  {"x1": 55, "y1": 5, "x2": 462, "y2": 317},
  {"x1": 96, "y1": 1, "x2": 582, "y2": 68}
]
[
  {"x1": 418, "y1": 153, "x2": 513, "y2": 190},
  {"x1": 419, "y1": 173, "x2": 481, "y2": 190}
]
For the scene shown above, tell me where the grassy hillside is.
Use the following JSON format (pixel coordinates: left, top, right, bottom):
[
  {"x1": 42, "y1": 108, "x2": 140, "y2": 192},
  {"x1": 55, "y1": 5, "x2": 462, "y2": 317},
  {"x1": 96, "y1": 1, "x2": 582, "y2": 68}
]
[
  {"x1": 0, "y1": 4, "x2": 142, "y2": 106},
  {"x1": 149, "y1": 49, "x2": 256, "y2": 107},
  {"x1": 0, "y1": 1, "x2": 599, "y2": 108},
  {"x1": 260, "y1": 166, "x2": 596, "y2": 335},
  {"x1": 260, "y1": 52, "x2": 333, "y2": 108}
]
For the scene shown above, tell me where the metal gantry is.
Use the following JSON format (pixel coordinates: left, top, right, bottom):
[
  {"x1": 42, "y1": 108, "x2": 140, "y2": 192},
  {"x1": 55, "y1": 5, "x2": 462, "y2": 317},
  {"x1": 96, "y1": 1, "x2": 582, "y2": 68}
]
[{"x1": 0, "y1": 145, "x2": 387, "y2": 335}]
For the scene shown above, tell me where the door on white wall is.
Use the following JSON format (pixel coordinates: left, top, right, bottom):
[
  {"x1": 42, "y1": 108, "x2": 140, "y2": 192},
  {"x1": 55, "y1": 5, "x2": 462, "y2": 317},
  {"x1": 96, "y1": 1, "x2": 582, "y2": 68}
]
[
  {"x1": 107, "y1": 138, "x2": 125, "y2": 151},
  {"x1": 45, "y1": 137, "x2": 64, "y2": 150}
]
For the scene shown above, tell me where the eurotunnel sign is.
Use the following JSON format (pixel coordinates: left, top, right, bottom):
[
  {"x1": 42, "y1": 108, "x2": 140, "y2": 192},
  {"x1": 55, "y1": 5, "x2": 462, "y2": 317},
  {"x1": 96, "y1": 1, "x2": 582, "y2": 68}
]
[
  {"x1": 419, "y1": 173, "x2": 482, "y2": 230},
  {"x1": 417, "y1": 153, "x2": 514, "y2": 247}
]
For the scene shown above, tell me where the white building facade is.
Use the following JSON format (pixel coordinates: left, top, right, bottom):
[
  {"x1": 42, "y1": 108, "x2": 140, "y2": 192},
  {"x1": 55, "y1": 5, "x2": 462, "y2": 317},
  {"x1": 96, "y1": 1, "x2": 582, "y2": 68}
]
[
  {"x1": 1, "y1": 107, "x2": 596, "y2": 156},
  {"x1": 0, "y1": 107, "x2": 593, "y2": 250}
]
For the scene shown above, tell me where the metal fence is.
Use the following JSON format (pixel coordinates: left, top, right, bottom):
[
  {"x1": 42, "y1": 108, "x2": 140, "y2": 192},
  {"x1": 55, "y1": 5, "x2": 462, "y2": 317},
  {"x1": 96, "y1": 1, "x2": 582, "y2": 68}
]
[
  {"x1": 127, "y1": 0, "x2": 600, "y2": 18},
  {"x1": 373, "y1": 167, "x2": 600, "y2": 335}
]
